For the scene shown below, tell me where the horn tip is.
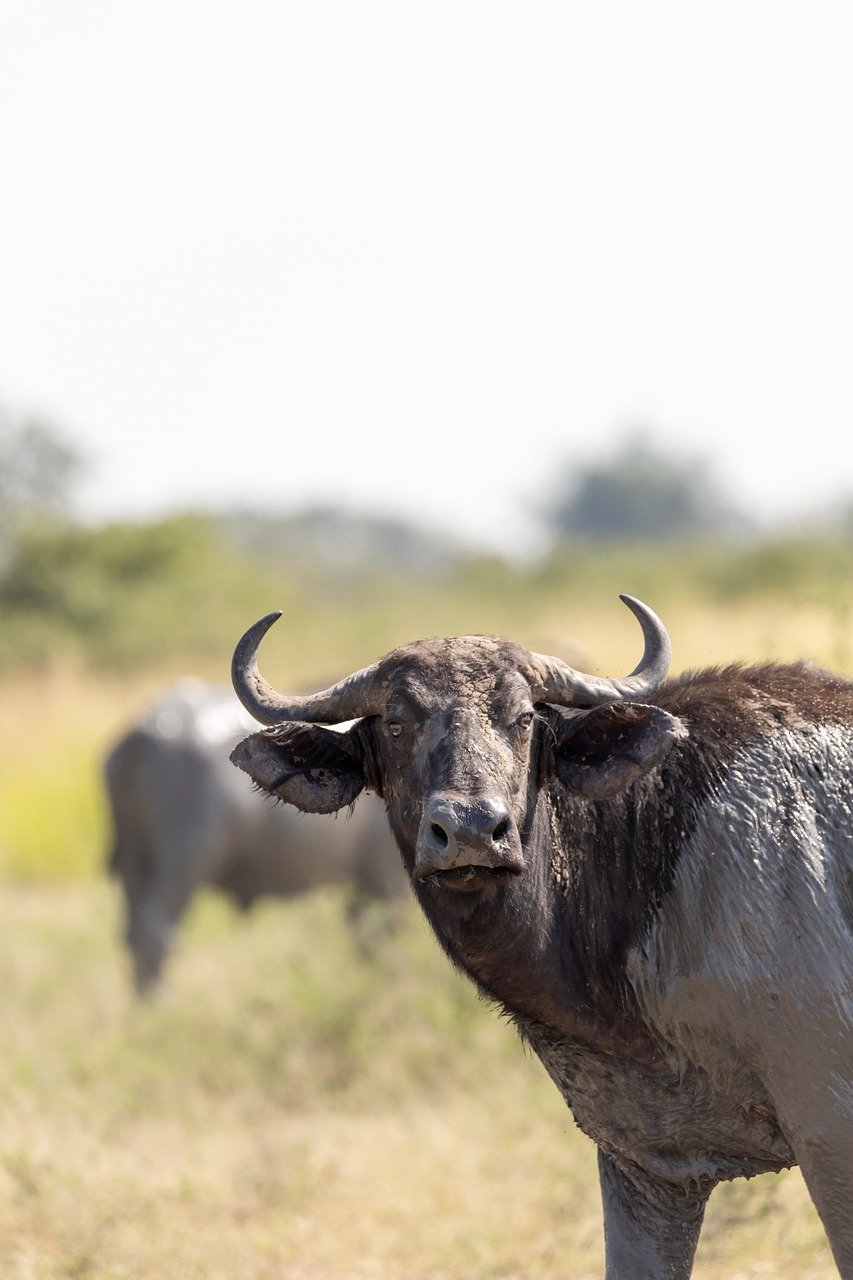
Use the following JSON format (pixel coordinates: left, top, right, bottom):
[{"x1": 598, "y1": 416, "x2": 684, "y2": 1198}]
[
  {"x1": 232, "y1": 611, "x2": 283, "y2": 667},
  {"x1": 618, "y1": 592, "x2": 645, "y2": 617},
  {"x1": 618, "y1": 593, "x2": 659, "y2": 623},
  {"x1": 249, "y1": 610, "x2": 284, "y2": 636}
]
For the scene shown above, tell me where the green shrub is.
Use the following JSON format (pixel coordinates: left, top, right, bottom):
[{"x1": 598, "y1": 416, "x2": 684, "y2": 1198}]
[{"x1": 0, "y1": 515, "x2": 282, "y2": 672}]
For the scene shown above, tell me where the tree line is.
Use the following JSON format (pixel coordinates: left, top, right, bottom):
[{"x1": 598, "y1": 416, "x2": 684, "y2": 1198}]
[{"x1": 2, "y1": 406, "x2": 851, "y2": 673}]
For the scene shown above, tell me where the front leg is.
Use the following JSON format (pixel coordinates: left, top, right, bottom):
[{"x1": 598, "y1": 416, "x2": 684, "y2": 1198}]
[
  {"x1": 598, "y1": 1150, "x2": 708, "y2": 1280},
  {"x1": 765, "y1": 1073, "x2": 853, "y2": 1277}
]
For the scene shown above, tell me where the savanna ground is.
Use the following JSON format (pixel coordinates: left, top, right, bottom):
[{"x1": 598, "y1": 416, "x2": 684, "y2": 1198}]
[{"x1": 0, "y1": 589, "x2": 846, "y2": 1278}]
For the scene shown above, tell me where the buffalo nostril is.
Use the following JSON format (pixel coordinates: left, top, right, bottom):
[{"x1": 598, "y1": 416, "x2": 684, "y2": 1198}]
[
  {"x1": 492, "y1": 818, "x2": 510, "y2": 842},
  {"x1": 430, "y1": 822, "x2": 449, "y2": 848}
]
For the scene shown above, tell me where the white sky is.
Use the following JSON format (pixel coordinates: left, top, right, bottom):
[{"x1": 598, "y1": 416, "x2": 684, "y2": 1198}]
[{"x1": 1, "y1": 1, "x2": 851, "y2": 554}]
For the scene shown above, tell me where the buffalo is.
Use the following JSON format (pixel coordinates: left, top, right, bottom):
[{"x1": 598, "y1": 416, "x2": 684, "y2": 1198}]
[
  {"x1": 229, "y1": 597, "x2": 852, "y2": 1278},
  {"x1": 106, "y1": 679, "x2": 407, "y2": 993}
]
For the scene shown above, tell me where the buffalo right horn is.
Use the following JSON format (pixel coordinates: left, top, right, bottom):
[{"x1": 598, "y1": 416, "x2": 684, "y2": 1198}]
[
  {"x1": 231, "y1": 612, "x2": 385, "y2": 725},
  {"x1": 526, "y1": 595, "x2": 672, "y2": 706}
]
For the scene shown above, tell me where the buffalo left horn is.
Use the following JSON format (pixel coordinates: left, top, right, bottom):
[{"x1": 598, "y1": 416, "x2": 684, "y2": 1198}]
[{"x1": 231, "y1": 612, "x2": 385, "y2": 725}]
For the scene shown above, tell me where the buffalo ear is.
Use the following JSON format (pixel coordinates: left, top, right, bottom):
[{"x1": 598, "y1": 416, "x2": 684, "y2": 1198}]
[
  {"x1": 553, "y1": 702, "x2": 687, "y2": 800},
  {"x1": 230, "y1": 722, "x2": 367, "y2": 814}
]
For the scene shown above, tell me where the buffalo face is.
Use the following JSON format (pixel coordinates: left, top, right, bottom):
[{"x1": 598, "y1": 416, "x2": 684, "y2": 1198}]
[
  {"x1": 372, "y1": 645, "x2": 535, "y2": 892},
  {"x1": 229, "y1": 603, "x2": 687, "y2": 899}
]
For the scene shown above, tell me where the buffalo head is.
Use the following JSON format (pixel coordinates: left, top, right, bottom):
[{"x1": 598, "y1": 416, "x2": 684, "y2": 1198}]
[{"x1": 229, "y1": 596, "x2": 686, "y2": 896}]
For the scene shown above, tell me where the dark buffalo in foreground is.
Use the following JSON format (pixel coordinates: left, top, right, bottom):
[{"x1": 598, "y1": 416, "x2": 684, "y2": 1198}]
[
  {"x1": 229, "y1": 597, "x2": 852, "y2": 1278},
  {"x1": 106, "y1": 679, "x2": 408, "y2": 993}
]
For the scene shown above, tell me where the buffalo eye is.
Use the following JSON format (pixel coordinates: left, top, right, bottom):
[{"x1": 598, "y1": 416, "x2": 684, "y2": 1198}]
[
  {"x1": 386, "y1": 720, "x2": 404, "y2": 738},
  {"x1": 514, "y1": 711, "x2": 535, "y2": 732}
]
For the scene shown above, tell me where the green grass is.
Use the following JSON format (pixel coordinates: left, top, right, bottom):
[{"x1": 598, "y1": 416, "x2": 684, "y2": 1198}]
[{"x1": 0, "y1": 747, "x2": 103, "y2": 879}]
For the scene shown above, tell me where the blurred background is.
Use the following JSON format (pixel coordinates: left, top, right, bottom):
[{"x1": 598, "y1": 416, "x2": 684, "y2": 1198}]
[{"x1": 0, "y1": 2, "x2": 850, "y2": 1276}]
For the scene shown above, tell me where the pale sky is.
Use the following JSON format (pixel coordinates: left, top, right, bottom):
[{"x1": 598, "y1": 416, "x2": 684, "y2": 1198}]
[{"x1": 1, "y1": 1, "x2": 851, "y2": 554}]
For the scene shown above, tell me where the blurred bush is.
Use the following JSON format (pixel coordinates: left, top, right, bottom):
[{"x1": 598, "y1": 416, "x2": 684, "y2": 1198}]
[
  {"x1": 0, "y1": 514, "x2": 278, "y2": 670},
  {"x1": 2, "y1": 511, "x2": 853, "y2": 675},
  {"x1": 1, "y1": 413, "x2": 852, "y2": 676},
  {"x1": 0, "y1": 402, "x2": 83, "y2": 552},
  {"x1": 544, "y1": 431, "x2": 747, "y2": 544}
]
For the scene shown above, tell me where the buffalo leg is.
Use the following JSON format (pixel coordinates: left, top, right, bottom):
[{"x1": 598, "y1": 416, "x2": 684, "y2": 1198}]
[
  {"x1": 759, "y1": 1004, "x2": 853, "y2": 1278},
  {"x1": 795, "y1": 1132, "x2": 853, "y2": 1279},
  {"x1": 769, "y1": 1082, "x2": 853, "y2": 1277},
  {"x1": 598, "y1": 1150, "x2": 708, "y2": 1280},
  {"x1": 127, "y1": 899, "x2": 177, "y2": 995},
  {"x1": 125, "y1": 868, "x2": 198, "y2": 995}
]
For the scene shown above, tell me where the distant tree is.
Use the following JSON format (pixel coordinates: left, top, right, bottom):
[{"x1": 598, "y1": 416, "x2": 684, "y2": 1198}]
[
  {"x1": 0, "y1": 513, "x2": 275, "y2": 670},
  {"x1": 222, "y1": 505, "x2": 462, "y2": 579},
  {"x1": 546, "y1": 432, "x2": 744, "y2": 543},
  {"x1": 0, "y1": 404, "x2": 83, "y2": 546}
]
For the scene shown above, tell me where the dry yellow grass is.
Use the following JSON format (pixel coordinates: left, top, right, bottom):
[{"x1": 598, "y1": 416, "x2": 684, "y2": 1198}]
[
  {"x1": 0, "y1": 884, "x2": 836, "y2": 1280},
  {"x1": 0, "y1": 594, "x2": 846, "y2": 1276}
]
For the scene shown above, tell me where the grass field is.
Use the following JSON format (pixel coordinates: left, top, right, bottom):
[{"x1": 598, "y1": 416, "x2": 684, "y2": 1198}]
[
  {"x1": 0, "y1": 593, "x2": 846, "y2": 1277},
  {"x1": 0, "y1": 885, "x2": 835, "y2": 1279}
]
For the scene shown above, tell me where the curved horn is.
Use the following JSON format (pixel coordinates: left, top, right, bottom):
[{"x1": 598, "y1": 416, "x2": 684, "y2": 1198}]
[
  {"x1": 527, "y1": 595, "x2": 671, "y2": 706},
  {"x1": 231, "y1": 612, "x2": 386, "y2": 725}
]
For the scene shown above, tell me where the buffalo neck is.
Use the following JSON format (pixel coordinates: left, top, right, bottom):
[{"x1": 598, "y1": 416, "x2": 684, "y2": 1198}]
[{"x1": 406, "y1": 787, "x2": 668, "y2": 1065}]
